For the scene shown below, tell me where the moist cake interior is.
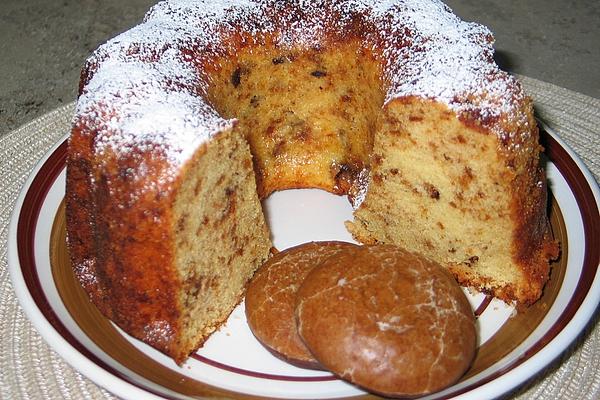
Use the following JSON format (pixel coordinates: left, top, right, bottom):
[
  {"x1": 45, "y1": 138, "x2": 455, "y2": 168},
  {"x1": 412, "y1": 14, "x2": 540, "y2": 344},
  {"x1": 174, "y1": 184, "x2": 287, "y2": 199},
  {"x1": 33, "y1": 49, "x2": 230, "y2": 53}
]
[
  {"x1": 198, "y1": 39, "x2": 546, "y2": 304},
  {"x1": 205, "y1": 40, "x2": 384, "y2": 199}
]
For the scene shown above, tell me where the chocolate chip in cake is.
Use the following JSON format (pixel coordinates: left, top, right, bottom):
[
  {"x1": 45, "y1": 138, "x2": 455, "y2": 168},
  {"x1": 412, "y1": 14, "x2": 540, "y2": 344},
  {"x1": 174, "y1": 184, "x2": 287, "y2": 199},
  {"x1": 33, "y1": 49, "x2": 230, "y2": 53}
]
[
  {"x1": 250, "y1": 95, "x2": 261, "y2": 107},
  {"x1": 272, "y1": 56, "x2": 286, "y2": 64},
  {"x1": 424, "y1": 182, "x2": 440, "y2": 199},
  {"x1": 231, "y1": 67, "x2": 242, "y2": 87}
]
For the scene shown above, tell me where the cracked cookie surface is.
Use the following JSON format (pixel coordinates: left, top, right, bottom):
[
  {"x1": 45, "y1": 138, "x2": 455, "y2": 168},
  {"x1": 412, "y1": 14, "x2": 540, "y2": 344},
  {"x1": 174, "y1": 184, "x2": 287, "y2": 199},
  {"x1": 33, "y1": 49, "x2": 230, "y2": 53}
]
[
  {"x1": 245, "y1": 241, "x2": 357, "y2": 369},
  {"x1": 295, "y1": 244, "x2": 477, "y2": 397}
]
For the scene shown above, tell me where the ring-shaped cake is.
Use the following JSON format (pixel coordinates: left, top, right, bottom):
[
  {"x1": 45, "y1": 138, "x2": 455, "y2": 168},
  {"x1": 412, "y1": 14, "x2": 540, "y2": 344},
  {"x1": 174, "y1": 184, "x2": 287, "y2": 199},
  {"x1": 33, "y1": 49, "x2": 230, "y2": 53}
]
[{"x1": 66, "y1": 0, "x2": 559, "y2": 363}]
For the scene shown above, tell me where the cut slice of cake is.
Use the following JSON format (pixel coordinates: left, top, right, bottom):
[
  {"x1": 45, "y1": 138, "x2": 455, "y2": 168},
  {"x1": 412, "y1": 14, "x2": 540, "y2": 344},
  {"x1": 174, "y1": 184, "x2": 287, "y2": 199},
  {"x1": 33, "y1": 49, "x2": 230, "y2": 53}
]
[
  {"x1": 67, "y1": 122, "x2": 272, "y2": 364},
  {"x1": 347, "y1": 96, "x2": 559, "y2": 305}
]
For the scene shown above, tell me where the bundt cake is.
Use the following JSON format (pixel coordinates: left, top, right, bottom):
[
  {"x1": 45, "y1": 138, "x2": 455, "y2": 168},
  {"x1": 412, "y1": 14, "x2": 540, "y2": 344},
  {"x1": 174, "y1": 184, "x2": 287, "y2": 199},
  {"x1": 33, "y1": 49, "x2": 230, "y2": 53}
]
[{"x1": 66, "y1": 0, "x2": 558, "y2": 364}]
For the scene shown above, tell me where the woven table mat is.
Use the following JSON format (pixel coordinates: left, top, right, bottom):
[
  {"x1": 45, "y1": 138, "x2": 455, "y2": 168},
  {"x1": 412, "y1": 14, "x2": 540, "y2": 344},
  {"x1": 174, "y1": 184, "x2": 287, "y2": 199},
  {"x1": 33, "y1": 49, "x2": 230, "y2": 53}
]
[{"x1": 1, "y1": 76, "x2": 599, "y2": 399}]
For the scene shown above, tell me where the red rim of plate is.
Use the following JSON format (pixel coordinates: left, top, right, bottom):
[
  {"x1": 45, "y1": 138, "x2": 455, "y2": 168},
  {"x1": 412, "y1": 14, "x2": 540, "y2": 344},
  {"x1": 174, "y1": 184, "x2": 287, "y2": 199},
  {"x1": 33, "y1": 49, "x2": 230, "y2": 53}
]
[{"x1": 10, "y1": 129, "x2": 600, "y2": 399}]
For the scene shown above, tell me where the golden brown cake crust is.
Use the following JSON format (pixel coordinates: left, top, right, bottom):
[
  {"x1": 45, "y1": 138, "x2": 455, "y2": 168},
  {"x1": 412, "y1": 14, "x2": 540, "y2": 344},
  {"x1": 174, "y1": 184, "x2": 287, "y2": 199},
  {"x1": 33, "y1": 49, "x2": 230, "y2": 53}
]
[
  {"x1": 455, "y1": 95, "x2": 560, "y2": 305},
  {"x1": 295, "y1": 245, "x2": 477, "y2": 397},
  {"x1": 67, "y1": 123, "x2": 189, "y2": 360}
]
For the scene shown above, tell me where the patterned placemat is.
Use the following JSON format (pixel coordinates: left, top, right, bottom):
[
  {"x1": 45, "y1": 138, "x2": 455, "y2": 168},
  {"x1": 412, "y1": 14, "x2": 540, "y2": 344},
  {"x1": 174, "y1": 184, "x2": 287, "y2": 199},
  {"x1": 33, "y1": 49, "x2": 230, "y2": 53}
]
[{"x1": 1, "y1": 76, "x2": 599, "y2": 399}]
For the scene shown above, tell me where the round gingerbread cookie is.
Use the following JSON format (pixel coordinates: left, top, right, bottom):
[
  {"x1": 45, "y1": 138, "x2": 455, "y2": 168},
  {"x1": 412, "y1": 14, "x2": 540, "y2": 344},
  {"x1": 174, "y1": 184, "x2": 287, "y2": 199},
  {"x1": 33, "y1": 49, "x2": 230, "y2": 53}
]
[
  {"x1": 245, "y1": 241, "x2": 357, "y2": 369},
  {"x1": 295, "y1": 244, "x2": 477, "y2": 397}
]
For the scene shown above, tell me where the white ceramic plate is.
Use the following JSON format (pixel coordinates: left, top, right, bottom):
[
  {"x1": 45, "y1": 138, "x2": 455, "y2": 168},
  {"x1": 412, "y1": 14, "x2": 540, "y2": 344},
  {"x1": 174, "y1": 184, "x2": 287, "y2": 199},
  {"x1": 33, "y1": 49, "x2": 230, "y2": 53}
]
[{"x1": 8, "y1": 125, "x2": 600, "y2": 400}]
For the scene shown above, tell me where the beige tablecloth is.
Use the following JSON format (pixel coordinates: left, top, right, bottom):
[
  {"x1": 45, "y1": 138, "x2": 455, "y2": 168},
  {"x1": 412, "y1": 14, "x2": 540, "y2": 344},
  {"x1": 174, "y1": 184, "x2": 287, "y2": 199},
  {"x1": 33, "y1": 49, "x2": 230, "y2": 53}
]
[{"x1": 1, "y1": 76, "x2": 599, "y2": 399}]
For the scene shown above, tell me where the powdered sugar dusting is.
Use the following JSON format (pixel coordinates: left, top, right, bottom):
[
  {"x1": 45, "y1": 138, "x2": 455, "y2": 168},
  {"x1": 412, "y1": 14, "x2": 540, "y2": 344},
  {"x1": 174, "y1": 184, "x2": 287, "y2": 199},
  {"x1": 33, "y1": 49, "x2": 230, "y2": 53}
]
[
  {"x1": 360, "y1": 0, "x2": 525, "y2": 129},
  {"x1": 75, "y1": 0, "x2": 528, "y2": 182}
]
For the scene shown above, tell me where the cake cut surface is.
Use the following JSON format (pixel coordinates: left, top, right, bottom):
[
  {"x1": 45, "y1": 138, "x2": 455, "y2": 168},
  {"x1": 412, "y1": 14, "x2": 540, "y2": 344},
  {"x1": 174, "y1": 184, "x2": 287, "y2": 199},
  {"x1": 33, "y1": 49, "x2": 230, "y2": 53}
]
[
  {"x1": 67, "y1": 0, "x2": 558, "y2": 364},
  {"x1": 346, "y1": 96, "x2": 559, "y2": 304}
]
